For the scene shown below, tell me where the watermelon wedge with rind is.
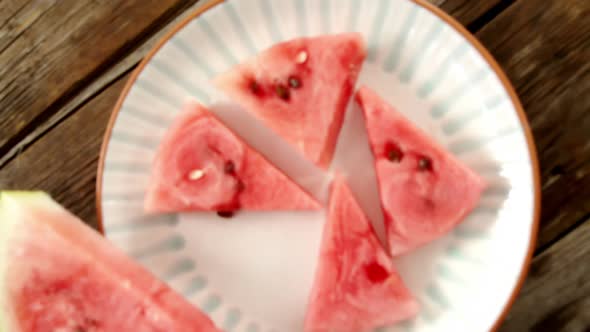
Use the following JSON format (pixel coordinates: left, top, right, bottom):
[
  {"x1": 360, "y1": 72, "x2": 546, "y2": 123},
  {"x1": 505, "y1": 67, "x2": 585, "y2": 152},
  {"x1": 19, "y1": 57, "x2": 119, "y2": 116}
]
[
  {"x1": 215, "y1": 33, "x2": 366, "y2": 169},
  {"x1": 145, "y1": 102, "x2": 321, "y2": 214},
  {"x1": 0, "y1": 191, "x2": 221, "y2": 332},
  {"x1": 355, "y1": 86, "x2": 487, "y2": 255},
  {"x1": 304, "y1": 177, "x2": 419, "y2": 332}
]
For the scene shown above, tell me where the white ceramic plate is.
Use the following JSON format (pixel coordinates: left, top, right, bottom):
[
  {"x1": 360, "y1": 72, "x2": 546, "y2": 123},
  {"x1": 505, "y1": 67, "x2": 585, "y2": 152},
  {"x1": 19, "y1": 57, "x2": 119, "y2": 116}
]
[{"x1": 97, "y1": 0, "x2": 540, "y2": 331}]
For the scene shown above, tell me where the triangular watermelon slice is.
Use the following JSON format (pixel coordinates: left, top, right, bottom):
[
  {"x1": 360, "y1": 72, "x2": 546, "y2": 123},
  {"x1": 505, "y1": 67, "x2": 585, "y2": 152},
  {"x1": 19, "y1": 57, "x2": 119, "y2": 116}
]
[
  {"x1": 304, "y1": 176, "x2": 419, "y2": 332},
  {"x1": 215, "y1": 33, "x2": 366, "y2": 169},
  {"x1": 145, "y1": 102, "x2": 320, "y2": 214},
  {"x1": 355, "y1": 86, "x2": 487, "y2": 255},
  {"x1": 0, "y1": 192, "x2": 220, "y2": 332}
]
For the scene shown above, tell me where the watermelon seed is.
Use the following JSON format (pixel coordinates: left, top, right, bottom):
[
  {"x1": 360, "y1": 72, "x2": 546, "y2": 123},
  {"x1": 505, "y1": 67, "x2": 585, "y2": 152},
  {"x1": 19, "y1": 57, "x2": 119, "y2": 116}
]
[
  {"x1": 418, "y1": 157, "x2": 432, "y2": 171},
  {"x1": 217, "y1": 211, "x2": 235, "y2": 218},
  {"x1": 288, "y1": 76, "x2": 302, "y2": 89},
  {"x1": 224, "y1": 161, "x2": 236, "y2": 174},
  {"x1": 295, "y1": 50, "x2": 308, "y2": 64},
  {"x1": 249, "y1": 80, "x2": 260, "y2": 94},
  {"x1": 188, "y1": 169, "x2": 205, "y2": 181},
  {"x1": 387, "y1": 149, "x2": 403, "y2": 163},
  {"x1": 275, "y1": 84, "x2": 290, "y2": 100}
]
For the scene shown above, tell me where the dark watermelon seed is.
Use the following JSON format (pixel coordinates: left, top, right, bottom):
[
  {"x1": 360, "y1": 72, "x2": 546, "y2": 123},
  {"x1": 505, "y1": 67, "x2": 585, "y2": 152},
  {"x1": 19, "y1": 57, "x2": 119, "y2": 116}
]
[
  {"x1": 387, "y1": 150, "x2": 402, "y2": 162},
  {"x1": 385, "y1": 142, "x2": 403, "y2": 163},
  {"x1": 249, "y1": 80, "x2": 260, "y2": 94},
  {"x1": 288, "y1": 76, "x2": 302, "y2": 89},
  {"x1": 418, "y1": 157, "x2": 432, "y2": 171},
  {"x1": 224, "y1": 160, "x2": 236, "y2": 174},
  {"x1": 275, "y1": 84, "x2": 290, "y2": 100},
  {"x1": 217, "y1": 211, "x2": 235, "y2": 218}
]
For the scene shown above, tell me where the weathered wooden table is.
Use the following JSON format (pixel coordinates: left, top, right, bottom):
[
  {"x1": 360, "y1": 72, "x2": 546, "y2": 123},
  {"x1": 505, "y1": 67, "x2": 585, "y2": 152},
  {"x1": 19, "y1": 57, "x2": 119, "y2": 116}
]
[{"x1": 0, "y1": 0, "x2": 588, "y2": 330}]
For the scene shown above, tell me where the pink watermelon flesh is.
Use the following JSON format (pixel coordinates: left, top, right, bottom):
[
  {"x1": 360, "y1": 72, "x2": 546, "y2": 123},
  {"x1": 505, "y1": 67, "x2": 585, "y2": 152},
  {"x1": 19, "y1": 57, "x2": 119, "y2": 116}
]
[
  {"x1": 355, "y1": 86, "x2": 487, "y2": 256},
  {"x1": 0, "y1": 192, "x2": 220, "y2": 332},
  {"x1": 304, "y1": 177, "x2": 419, "y2": 332},
  {"x1": 145, "y1": 102, "x2": 321, "y2": 214},
  {"x1": 215, "y1": 33, "x2": 366, "y2": 169}
]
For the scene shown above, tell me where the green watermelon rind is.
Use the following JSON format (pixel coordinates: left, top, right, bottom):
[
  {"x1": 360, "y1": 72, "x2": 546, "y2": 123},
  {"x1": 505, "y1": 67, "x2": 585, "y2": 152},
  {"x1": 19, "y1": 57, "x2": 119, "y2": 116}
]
[
  {"x1": 0, "y1": 192, "x2": 222, "y2": 332},
  {"x1": 0, "y1": 191, "x2": 57, "y2": 332}
]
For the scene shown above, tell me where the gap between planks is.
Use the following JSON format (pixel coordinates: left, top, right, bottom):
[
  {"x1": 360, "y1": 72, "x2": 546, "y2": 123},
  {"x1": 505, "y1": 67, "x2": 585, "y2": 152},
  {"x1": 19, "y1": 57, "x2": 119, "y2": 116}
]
[
  {"x1": 475, "y1": 0, "x2": 590, "y2": 257},
  {"x1": 465, "y1": 0, "x2": 516, "y2": 32},
  {"x1": 0, "y1": 0, "x2": 204, "y2": 167},
  {"x1": 499, "y1": 216, "x2": 590, "y2": 331}
]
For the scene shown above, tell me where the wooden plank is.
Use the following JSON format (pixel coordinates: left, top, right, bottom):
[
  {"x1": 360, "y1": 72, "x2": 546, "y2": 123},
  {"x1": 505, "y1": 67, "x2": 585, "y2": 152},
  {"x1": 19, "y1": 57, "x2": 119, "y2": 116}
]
[
  {"x1": 0, "y1": 0, "x2": 56, "y2": 53},
  {"x1": 499, "y1": 218, "x2": 590, "y2": 331},
  {"x1": 436, "y1": 0, "x2": 507, "y2": 29},
  {"x1": 0, "y1": 74, "x2": 130, "y2": 230},
  {"x1": 475, "y1": 0, "x2": 590, "y2": 251},
  {"x1": 0, "y1": 0, "x2": 29, "y2": 27},
  {"x1": 0, "y1": 0, "x2": 210, "y2": 168},
  {"x1": 0, "y1": 0, "x2": 199, "y2": 154}
]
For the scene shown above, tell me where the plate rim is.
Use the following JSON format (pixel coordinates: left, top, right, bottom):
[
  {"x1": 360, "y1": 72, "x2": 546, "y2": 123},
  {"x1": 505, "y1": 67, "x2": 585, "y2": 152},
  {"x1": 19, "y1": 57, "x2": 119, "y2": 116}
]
[{"x1": 95, "y1": 0, "x2": 541, "y2": 330}]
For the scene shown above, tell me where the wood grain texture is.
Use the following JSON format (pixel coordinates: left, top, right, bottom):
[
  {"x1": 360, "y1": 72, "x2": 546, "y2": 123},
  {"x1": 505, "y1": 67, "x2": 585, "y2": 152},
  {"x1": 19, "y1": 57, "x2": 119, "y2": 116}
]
[
  {"x1": 436, "y1": 0, "x2": 508, "y2": 30},
  {"x1": 0, "y1": 0, "x2": 29, "y2": 27},
  {"x1": 476, "y1": 0, "x2": 590, "y2": 251},
  {"x1": 0, "y1": 0, "x2": 56, "y2": 53},
  {"x1": 499, "y1": 218, "x2": 590, "y2": 331},
  {"x1": 0, "y1": 1, "x2": 210, "y2": 168},
  {"x1": 0, "y1": 74, "x2": 130, "y2": 230},
  {"x1": 0, "y1": 0, "x2": 199, "y2": 155}
]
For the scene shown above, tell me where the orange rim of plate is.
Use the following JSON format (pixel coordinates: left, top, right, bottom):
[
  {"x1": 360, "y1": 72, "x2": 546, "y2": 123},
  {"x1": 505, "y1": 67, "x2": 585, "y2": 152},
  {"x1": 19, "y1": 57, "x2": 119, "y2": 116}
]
[{"x1": 96, "y1": 1, "x2": 541, "y2": 330}]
